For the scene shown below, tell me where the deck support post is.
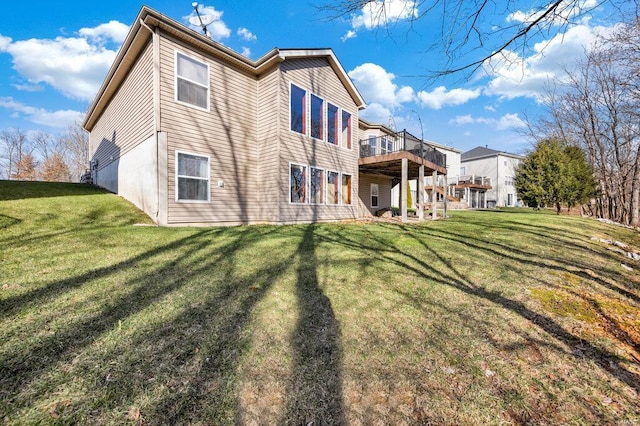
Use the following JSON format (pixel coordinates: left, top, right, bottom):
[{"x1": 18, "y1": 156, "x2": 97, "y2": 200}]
[
  {"x1": 401, "y1": 157, "x2": 408, "y2": 223},
  {"x1": 432, "y1": 169, "x2": 438, "y2": 220},
  {"x1": 418, "y1": 164, "x2": 424, "y2": 221}
]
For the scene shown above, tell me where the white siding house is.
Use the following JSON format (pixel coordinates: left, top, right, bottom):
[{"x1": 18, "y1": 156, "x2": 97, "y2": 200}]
[{"x1": 461, "y1": 146, "x2": 523, "y2": 208}]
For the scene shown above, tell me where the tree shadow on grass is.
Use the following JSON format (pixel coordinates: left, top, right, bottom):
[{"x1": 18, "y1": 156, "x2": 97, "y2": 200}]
[
  {"x1": 283, "y1": 224, "x2": 345, "y2": 424},
  {"x1": 317, "y1": 222, "x2": 639, "y2": 395},
  {"x1": 0, "y1": 226, "x2": 287, "y2": 422}
]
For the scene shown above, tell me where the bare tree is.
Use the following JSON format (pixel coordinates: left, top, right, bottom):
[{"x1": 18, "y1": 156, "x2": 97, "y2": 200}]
[
  {"x1": 58, "y1": 122, "x2": 89, "y2": 182},
  {"x1": 0, "y1": 129, "x2": 32, "y2": 180},
  {"x1": 532, "y1": 18, "x2": 640, "y2": 226},
  {"x1": 320, "y1": 0, "x2": 637, "y2": 78}
]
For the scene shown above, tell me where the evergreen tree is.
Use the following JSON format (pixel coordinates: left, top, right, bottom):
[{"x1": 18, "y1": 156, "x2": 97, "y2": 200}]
[{"x1": 515, "y1": 139, "x2": 595, "y2": 213}]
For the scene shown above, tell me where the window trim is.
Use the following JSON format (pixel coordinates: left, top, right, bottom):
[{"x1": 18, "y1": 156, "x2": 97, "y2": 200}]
[
  {"x1": 175, "y1": 150, "x2": 210, "y2": 203},
  {"x1": 289, "y1": 162, "x2": 308, "y2": 204},
  {"x1": 289, "y1": 83, "x2": 308, "y2": 136},
  {"x1": 174, "y1": 50, "x2": 210, "y2": 111},
  {"x1": 326, "y1": 169, "x2": 340, "y2": 206},
  {"x1": 327, "y1": 103, "x2": 339, "y2": 146},
  {"x1": 310, "y1": 166, "x2": 325, "y2": 205},
  {"x1": 310, "y1": 93, "x2": 325, "y2": 141},
  {"x1": 341, "y1": 110, "x2": 352, "y2": 150},
  {"x1": 371, "y1": 182, "x2": 379, "y2": 208},
  {"x1": 341, "y1": 173, "x2": 352, "y2": 205}
]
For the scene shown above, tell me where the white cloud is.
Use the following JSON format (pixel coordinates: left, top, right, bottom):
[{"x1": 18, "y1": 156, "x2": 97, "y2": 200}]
[
  {"x1": 359, "y1": 102, "x2": 393, "y2": 124},
  {"x1": 351, "y1": 0, "x2": 418, "y2": 30},
  {"x1": 241, "y1": 47, "x2": 251, "y2": 57},
  {"x1": 484, "y1": 23, "x2": 618, "y2": 100},
  {"x1": 12, "y1": 83, "x2": 44, "y2": 92},
  {"x1": 448, "y1": 113, "x2": 526, "y2": 130},
  {"x1": 0, "y1": 25, "x2": 125, "y2": 101},
  {"x1": 0, "y1": 35, "x2": 11, "y2": 50},
  {"x1": 237, "y1": 27, "x2": 256, "y2": 41},
  {"x1": 496, "y1": 113, "x2": 527, "y2": 130},
  {"x1": 416, "y1": 86, "x2": 480, "y2": 109},
  {"x1": 506, "y1": 0, "x2": 597, "y2": 25},
  {"x1": 184, "y1": 6, "x2": 231, "y2": 41},
  {"x1": 341, "y1": 30, "x2": 357, "y2": 42},
  {"x1": 78, "y1": 20, "x2": 129, "y2": 44},
  {"x1": 0, "y1": 97, "x2": 84, "y2": 128},
  {"x1": 348, "y1": 63, "x2": 414, "y2": 108}
]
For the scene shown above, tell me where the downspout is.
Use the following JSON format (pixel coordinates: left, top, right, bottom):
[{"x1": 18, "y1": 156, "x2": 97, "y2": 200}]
[{"x1": 139, "y1": 19, "x2": 164, "y2": 224}]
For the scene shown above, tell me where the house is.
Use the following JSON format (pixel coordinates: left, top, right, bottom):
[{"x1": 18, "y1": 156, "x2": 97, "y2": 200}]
[
  {"x1": 460, "y1": 146, "x2": 523, "y2": 208},
  {"x1": 83, "y1": 6, "x2": 446, "y2": 226}
]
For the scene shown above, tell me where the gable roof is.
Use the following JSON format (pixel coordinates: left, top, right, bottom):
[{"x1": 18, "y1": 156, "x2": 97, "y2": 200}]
[
  {"x1": 83, "y1": 6, "x2": 366, "y2": 131},
  {"x1": 461, "y1": 146, "x2": 524, "y2": 161}
]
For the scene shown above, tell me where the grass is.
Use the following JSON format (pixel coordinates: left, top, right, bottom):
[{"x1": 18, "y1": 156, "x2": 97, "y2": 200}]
[{"x1": 1, "y1": 180, "x2": 639, "y2": 424}]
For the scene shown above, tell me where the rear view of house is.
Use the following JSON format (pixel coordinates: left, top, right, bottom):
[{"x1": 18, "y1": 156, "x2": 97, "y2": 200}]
[
  {"x1": 84, "y1": 6, "x2": 366, "y2": 226},
  {"x1": 84, "y1": 6, "x2": 451, "y2": 225}
]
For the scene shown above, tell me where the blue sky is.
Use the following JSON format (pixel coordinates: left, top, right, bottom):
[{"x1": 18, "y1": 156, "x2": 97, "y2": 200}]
[{"x1": 0, "y1": 0, "x2": 625, "y2": 154}]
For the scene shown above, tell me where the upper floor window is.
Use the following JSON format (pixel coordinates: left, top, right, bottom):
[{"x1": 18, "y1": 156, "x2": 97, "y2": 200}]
[
  {"x1": 327, "y1": 103, "x2": 339, "y2": 145},
  {"x1": 176, "y1": 151, "x2": 209, "y2": 202},
  {"x1": 290, "y1": 84, "x2": 307, "y2": 134},
  {"x1": 175, "y1": 52, "x2": 209, "y2": 110},
  {"x1": 310, "y1": 94, "x2": 324, "y2": 140},
  {"x1": 341, "y1": 111, "x2": 352, "y2": 149}
]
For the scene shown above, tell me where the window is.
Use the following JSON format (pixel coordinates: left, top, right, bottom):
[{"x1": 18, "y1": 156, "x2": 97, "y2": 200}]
[
  {"x1": 175, "y1": 52, "x2": 209, "y2": 109},
  {"x1": 341, "y1": 174, "x2": 352, "y2": 205},
  {"x1": 290, "y1": 163, "x2": 307, "y2": 203},
  {"x1": 342, "y1": 111, "x2": 352, "y2": 149},
  {"x1": 310, "y1": 167, "x2": 324, "y2": 204},
  {"x1": 176, "y1": 152, "x2": 209, "y2": 202},
  {"x1": 327, "y1": 103, "x2": 339, "y2": 145},
  {"x1": 381, "y1": 136, "x2": 393, "y2": 154},
  {"x1": 326, "y1": 171, "x2": 339, "y2": 205},
  {"x1": 310, "y1": 94, "x2": 324, "y2": 140},
  {"x1": 368, "y1": 135, "x2": 377, "y2": 155},
  {"x1": 505, "y1": 176, "x2": 514, "y2": 186},
  {"x1": 371, "y1": 183, "x2": 379, "y2": 208},
  {"x1": 290, "y1": 84, "x2": 307, "y2": 134},
  {"x1": 460, "y1": 166, "x2": 466, "y2": 175},
  {"x1": 507, "y1": 193, "x2": 513, "y2": 206}
]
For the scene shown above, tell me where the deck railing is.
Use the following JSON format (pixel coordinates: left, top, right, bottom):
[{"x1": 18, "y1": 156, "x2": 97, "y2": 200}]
[{"x1": 359, "y1": 130, "x2": 446, "y2": 168}]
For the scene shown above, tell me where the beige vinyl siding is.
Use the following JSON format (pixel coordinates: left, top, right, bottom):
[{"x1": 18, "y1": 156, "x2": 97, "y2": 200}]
[
  {"x1": 256, "y1": 66, "x2": 281, "y2": 222},
  {"x1": 278, "y1": 58, "x2": 360, "y2": 223},
  {"x1": 90, "y1": 41, "x2": 154, "y2": 172},
  {"x1": 358, "y1": 174, "x2": 392, "y2": 216},
  {"x1": 158, "y1": 34, "x2": 258, "y2": 225}
]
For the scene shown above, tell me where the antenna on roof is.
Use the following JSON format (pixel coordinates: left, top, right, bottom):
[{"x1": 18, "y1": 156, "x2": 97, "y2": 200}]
[{"x1": 190, "y1": 2, "x2": 214, "y2": 38}]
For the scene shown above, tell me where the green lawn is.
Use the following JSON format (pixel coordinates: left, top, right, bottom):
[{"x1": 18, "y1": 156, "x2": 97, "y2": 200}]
[{"x1": 1, "y1": 180, "x2": 638, "y2": 424}]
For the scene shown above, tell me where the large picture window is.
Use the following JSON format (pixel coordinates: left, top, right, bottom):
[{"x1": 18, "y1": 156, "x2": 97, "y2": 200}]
[
  {"x1": 290, "y1": 84, "x2": 307, "y2": 134},
  {"x1": 341, "y1": 111, "x2": 352, "y2": 149},
  {"x1": 310, "y1": 94, "x2": 324, "y2": 140},
  {"x1": 327, "y1": 103, "x2": 339, "y2": 145},
  {"x1": 290, "y1": 163, "x2": 307, "y2": 203},
  {"x1": 326, "y1": 171, "x2": 339, "y2": 205},
  {"x1": 177, "y1": 152, "x2": 209, "y2": 202},
  {"x1": 175, "y1": 52, "x2": 209, "y2": 109},
  {"x1": 310, "y1": 167, "x2": 324, "y2": 204},
  {"x1": 341, "y1": 174, "x2": 352, "y2": 205}
]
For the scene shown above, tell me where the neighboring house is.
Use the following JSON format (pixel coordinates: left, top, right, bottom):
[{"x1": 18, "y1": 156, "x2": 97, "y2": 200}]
[
  {"x1": 460, "y1": 146, "x2": 524, "y2": 208},
  {"x1": 83, "y1": 6, "x2": 446, "y2": 225}
]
